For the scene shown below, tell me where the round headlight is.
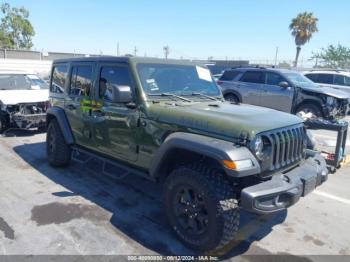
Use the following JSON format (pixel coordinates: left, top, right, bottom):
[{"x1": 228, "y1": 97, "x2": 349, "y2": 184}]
[{"x1": 254, "y1": 136, "x2": 264, "y2": 160}]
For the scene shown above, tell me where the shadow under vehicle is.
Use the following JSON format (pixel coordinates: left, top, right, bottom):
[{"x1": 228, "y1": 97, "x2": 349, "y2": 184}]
[{"x1": 13, "y1": 141, "x2": 287, "y2": 257}]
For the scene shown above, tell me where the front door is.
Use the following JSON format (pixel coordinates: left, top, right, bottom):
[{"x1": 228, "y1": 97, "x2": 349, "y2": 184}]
[
  {"x1": 260, "y1": 72, "x2": 294, "y2": 113},
  {"x1": 64, "y1": 63, "x2": 95, "y2": 149},
  {"x1": 91, "y1": 63, "x2": 139, "y2": 163}
]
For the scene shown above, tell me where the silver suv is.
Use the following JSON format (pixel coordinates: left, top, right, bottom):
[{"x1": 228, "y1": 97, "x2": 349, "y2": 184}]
[
  {"x1": 304, "y1": 70, "x2": 350, "y2": 94},
  {"x1": 217, "y1": 67, "x2": 350, "y2": 120}
]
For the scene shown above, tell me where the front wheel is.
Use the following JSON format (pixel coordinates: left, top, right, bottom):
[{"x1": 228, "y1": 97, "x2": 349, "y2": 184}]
[
  {"x1": 296, "y1": 103, "x2": 323, "y2": 118},
  {"x1": 0, "y1": 113, "x2": 8, "y2": 134},
  {"x1": 163, "y1": 164, "x2": 239, "y2": 251}
]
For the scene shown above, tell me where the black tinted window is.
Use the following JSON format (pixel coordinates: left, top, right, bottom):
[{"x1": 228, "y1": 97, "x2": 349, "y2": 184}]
[
  {"x1": 266, "y1": 72, "x2": 286, "y2": 85},
  {"x1": 51, "y1": 65, "x2": 68, "y2": 93},
  {"x1": 220, "y1": 70, "x2": 241, "y2": 81},
  {"x1": 317, "y1": 74, "x2": 333, "y2": 84},
  {"x1": 240, "y1": 71, "x2": 264, "y2": 84},
  {"x1": 305, "y1": 74, "x2": 318, "y2": 82},
  {"x1": 69, "y1": 66, "x2": 93, "y2": 96},
  {"x1": 99, "y1": 66, "x2": 132, "y2": 100},
  {"x1": 334, "y1": 75, "x2": 344, "y2": 85}
]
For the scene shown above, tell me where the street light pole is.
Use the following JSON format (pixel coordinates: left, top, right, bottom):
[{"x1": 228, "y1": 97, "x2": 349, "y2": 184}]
[{"x1": 274, "y1": 47, "x2": 279, "y2": 67}]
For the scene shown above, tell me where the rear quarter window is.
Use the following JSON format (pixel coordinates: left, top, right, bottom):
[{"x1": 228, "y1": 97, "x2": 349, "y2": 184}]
[{"x1": 51, "y1": 65, "x2": 68, "y2": 93}]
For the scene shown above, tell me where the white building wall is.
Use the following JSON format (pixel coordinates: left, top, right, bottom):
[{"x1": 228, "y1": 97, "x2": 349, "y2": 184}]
[{"x1": 0, "y1": 59, "x2": 52, "y2": 78}]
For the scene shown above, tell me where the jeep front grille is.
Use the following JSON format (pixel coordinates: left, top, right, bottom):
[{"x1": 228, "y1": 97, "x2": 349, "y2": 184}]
[{"x1": 262, "y1": 124, "x2": 305, "y2": 172}]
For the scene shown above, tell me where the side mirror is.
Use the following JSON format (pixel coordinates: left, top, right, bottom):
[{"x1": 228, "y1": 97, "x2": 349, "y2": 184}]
[
  {"x1": 279, "y1": 81, "x2": 289, "y2": 89},
  {"x1": 111, "y1": 85, "x2": 132, "y2": 103}
]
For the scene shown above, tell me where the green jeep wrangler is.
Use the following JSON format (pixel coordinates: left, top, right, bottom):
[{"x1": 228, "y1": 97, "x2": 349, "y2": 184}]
[{"x1": 46, "y1": 57, "x2": 328, "y2": 252}]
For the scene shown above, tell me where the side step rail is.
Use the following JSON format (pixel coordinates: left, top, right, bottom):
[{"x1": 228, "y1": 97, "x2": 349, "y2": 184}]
[{"x1": 71, "y1": 146, "x2": 153, "y2": 181}]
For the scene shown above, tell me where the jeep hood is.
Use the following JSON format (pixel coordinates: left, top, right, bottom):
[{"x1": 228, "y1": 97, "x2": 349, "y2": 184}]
[
  {"x1": 147, "y1": 101, "x2": 303, "y2": 141},
  {"x1": 301, "y1": 85, "x2": 350, "y2": 99},
  {"x1": 0, "y1": 89, "x2": 49, "y2": 105}
]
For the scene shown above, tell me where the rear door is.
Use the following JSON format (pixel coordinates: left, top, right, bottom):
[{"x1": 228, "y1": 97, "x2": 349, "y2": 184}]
[
  {"x1": 238, "y1": 71, "x2": 264, "y2": 105},
  {"x1": 260, "y1": 72, "x2": 294, "y2": 112},
  {"x1": 64, "y1": 63, "x2": 95, "y2": 149}
]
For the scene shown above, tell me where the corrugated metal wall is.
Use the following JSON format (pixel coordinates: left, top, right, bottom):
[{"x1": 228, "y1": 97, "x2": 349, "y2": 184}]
[{"x1": 0, "y1": 59, "x2": 52, "y2": 78}]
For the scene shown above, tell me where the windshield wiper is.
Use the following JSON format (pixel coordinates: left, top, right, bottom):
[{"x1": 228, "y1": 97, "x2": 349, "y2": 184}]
[
  {"x1": 147, "y1": 92, "x2": 192, "y2": 102},
  {"x1": 189, "y1": 92, "x2": 219, "y2": 101}
]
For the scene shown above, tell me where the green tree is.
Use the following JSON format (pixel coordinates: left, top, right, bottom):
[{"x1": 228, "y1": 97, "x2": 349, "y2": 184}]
[
  {"x1": 289, "y1": 12, "x2": 318, "y2": 67},
  {"x1": 0, "y1": 3, "x2": 35, "y2": 49},
  {"x1": 311, "y1": 44, "x2": 350, "y2": 69},
  {"x1": 0, "y1": 30, "x2": 13, "y2": 48}
]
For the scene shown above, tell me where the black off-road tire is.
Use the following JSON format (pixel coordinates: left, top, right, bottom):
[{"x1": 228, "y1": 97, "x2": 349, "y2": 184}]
[
  {"x1": 163, "y1": 164, "x2": 239, "y2": 252},
  {"x1": 296, "y1": 103, "x2": 323, "y2": 118},
  {"x1": 0, "y1": 113, "x2": 8, "y2": 134},
  {"x1": 47, "y1": 119, "x2": 72, "y2": 167},
  {"x1": 224, "y1": 93, "x2": 239, "y2": 104}
]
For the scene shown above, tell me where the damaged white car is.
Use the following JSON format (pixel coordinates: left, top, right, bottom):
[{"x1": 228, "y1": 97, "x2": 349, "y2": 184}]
[{"x1": 0, "y1": 71, "x2": 49, "y2": 133}]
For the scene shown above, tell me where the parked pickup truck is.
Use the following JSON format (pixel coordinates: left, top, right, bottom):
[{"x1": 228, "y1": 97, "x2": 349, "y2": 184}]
[
  {"x1": 46, "y1": 57, "x2": 328, "y2": 253},
  {"x1": 0, "y1": 71, "x2": 49, "y2": 133}
]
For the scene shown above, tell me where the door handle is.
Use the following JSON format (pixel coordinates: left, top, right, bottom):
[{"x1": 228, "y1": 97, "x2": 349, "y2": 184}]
[{"x1": 66, "y1": 104, "x2": 76, "y2": 110}]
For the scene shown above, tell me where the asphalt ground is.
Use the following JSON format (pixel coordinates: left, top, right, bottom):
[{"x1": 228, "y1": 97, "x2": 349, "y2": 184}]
[{"x1": 0, "y1": 118, "x2": 350, "y2": 261}]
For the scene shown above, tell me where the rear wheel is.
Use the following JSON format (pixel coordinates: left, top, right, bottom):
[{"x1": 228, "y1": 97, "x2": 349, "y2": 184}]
[
  {"x1": 296, "y1": 103, "x2": 323, "y2": 118},
  {"x1": 47, "y1": 119, "x2": 72, "y2": 167},
  {"x1": 224, "y1": 94, "x2": 239, "y2": 104},
  {"x1": 163, "y1": 164, "x2": 239, "y2": 251}
]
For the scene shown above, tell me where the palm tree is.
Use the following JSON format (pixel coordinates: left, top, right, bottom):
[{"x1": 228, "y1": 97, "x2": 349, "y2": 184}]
[{"x1": 289, "y1": 12, "x2": 318, "y2": 67}]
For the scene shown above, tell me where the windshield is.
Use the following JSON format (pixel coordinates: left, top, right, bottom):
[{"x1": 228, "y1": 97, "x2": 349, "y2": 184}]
[
  {"x1": 284, "y1": 72, "x2": 318, "y2": 88},
  {"x1": 26, "y1": 75, "x2": 49, "y2": 89},
  {"x1": 136, "y1": 63, "x2": 221, "y2": 99},
  {"x1": 0, "y1": 74, "x2": 48, "y2": 90}
]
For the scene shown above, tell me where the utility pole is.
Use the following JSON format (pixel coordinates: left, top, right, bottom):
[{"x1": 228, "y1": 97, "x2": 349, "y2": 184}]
[
  {"x1": 163, "y1": 45, "x2": 170, "y2": 59},
  {"x1": 274, "y1": 47, "x2": 279, "y2": 67},
  {"x1": 134, "y1": 46, "x2": 138, "y2": 56},
  {"x1": 117, "y1": 42, "x2": 120, "y2": 56}
]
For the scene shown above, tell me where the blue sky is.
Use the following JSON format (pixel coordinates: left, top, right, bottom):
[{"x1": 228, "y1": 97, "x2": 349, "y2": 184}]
[{"x1": 6, "y1": 0, "x2": 350, "y2": 61}]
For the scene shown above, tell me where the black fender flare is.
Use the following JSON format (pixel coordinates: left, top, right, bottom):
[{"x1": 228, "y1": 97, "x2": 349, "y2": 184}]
[
  {"x1": 222, "y1": 90, "x2": 242, "y2": 102},
  {"x1": 150, "y1": 132, "x2": 260, "y2": 178},
  {"x1": 46, "y1": 107, "x2": 75, "y2": 145}
]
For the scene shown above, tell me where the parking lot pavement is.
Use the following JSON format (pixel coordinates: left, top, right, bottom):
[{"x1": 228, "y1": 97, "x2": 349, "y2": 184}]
[{"x1": 0, "y1": 128, "x2": 350, "y2": 259}]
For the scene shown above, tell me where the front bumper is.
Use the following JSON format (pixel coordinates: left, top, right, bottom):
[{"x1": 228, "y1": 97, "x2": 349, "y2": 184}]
[
  {"x1": 240, "y1": 152, "x2": 328, "y2": 214},
  {"x1": 12, "y1": 113, "x2": 46, "y2": 129}
]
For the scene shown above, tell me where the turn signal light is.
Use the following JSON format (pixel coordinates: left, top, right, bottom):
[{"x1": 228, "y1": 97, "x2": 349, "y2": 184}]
[{"x1": 223, "y1": 159, "x2": 253, "y2": 171}]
